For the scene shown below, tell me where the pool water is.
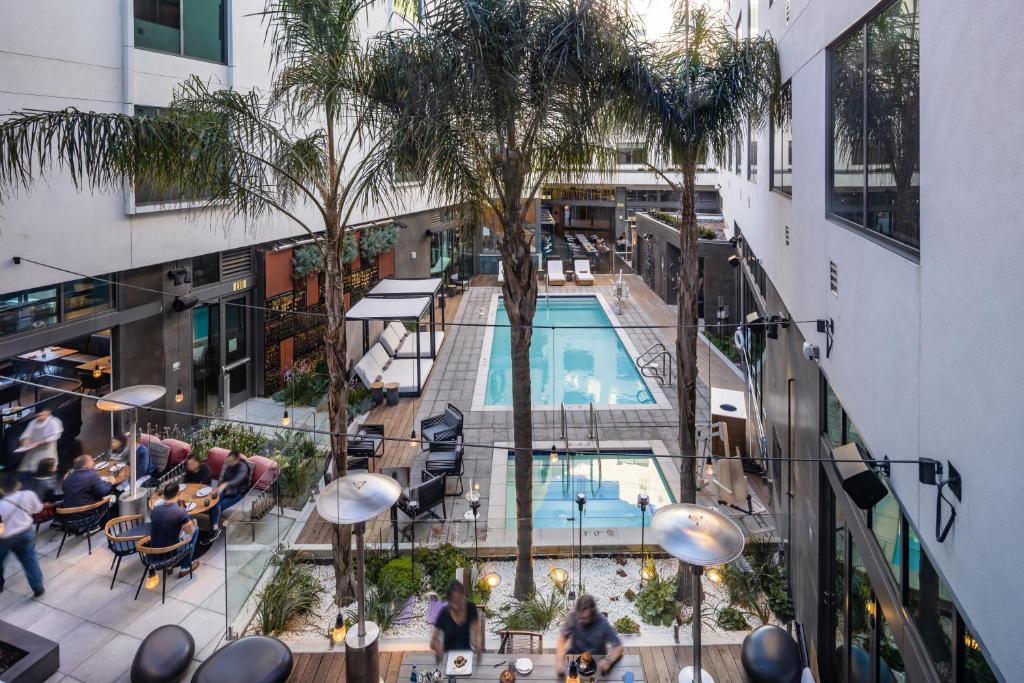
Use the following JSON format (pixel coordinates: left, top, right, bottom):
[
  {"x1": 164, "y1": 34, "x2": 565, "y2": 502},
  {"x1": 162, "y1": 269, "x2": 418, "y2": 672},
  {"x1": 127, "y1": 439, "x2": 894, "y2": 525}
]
[
  {"x1": 484, "y1": 296, "x2": 655, "y2": 406},
  {"x1": 505, "y1": 451, "x2": 675, "y2": 528}
]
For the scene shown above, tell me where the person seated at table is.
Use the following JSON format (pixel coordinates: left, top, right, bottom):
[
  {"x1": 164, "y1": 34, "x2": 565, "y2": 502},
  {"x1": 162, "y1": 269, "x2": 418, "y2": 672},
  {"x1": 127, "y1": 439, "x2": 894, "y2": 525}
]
[
  {"x1": 430, "y1": 580, "x2": 482, "y2": 661},
  {"x1": 555, "y1": 594, "x2": 624, "y2": 676},
  {"x1": 149, "y1": 482, "x2": 199, "y2": 577},
  {"x1": 61, "y1": 455, "x2": 113, "y2": 508},
  {"x1": 216, "y1": 450, "x2": 251, "y2": 512},
  {"x1": 109, "y1": 434, "x2": 154, "y2": 478},
  {"x1": 28, "y1": 458, "x2": 62, "y2": 504},
  {"x1": 183, "y1": 456, "x2": 222, "y2": 544}
]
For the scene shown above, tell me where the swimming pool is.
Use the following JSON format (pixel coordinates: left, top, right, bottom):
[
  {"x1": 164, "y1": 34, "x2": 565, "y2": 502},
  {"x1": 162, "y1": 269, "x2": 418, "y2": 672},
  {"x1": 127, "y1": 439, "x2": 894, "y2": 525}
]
[
  {"x1": 482, "y1": 295, "x2": 656, "y2": 407},
  {"x1": 504, "y1": 450, "x2": 675, "y2": 528}
]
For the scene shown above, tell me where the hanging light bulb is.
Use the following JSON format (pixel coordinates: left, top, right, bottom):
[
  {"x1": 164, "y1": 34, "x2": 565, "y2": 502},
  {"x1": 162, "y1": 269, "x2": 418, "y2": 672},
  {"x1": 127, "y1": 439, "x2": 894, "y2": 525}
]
[
  {"x1": 174, "y1": 387, "x2": 184, "y2": 403},
  {"x1": 483, "y1": 572, "x2": 501, "y2": 590},
  {"x1": 409, "y1": 428, "x2": 417, "y2": 447},
  {"x1": 330, "y1": 613, "x2": 347, "y2": 644},
  {"x1": 706, "y1": 566, "x2": 723, "y2": 584},
  {"x1": 92, "y1": 366, "x2": 102, "y2": 379},
  {"x1": 549, "y1": 444, "x2": 559, "y2": 464},
  {"x1": 145, "y1": 568, "x2": 159, "y2": 591},
  {"x1": 281, "y1": 409, "x2": 290, "y2": 426}
]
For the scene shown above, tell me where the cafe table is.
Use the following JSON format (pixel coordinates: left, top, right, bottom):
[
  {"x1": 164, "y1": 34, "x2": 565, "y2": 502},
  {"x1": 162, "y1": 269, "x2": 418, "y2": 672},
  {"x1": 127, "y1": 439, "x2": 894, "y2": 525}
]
[
  {"x1": 148, "y1": 483, "x2": 219, "y2": 518},
  {"x1": 400, "y1": 653, "x2": 645, "y2": 682},
  {"x1": 18, "y1": 347, "x2": 76, "y2": 363},
  {"x1": 92, "y1": 458, "x2": 131, "y2": 487},
  {"x1": 75, "y1": 356, "x2": 112, "y2": 374}
]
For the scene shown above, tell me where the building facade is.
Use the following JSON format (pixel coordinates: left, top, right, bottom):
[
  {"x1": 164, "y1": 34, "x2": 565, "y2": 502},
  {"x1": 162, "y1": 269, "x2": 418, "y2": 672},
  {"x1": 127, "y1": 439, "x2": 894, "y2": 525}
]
[{"x1": 719, "y1": 0, "x2": 1017, "y2": 680}]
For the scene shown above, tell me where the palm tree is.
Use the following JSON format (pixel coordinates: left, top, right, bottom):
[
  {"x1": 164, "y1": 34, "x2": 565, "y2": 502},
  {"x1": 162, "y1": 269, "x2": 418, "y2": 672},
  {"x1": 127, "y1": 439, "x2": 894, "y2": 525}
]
[
  {"x1": 631, "y1": 6, "x2": 782, "y2": 600},
  {"x1": 0, "y1": 0, "x2": 393, "y2": 604},
  {"x1": 358, "y1": 0, "x2": 651, "y2": 598}
]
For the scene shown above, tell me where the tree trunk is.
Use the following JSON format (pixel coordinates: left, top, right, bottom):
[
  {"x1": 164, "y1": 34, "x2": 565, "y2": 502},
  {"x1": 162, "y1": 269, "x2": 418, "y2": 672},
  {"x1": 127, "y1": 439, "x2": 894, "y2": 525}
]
[
  {"x1": 324, "y1": 223, "x2": 354, "y2": 605},
  {"x1": 674, "y1": 161, "x2": 700, "y2": 605},
  {"x1": 499, "y1": 212, "x2": 539, "y2": 600}
]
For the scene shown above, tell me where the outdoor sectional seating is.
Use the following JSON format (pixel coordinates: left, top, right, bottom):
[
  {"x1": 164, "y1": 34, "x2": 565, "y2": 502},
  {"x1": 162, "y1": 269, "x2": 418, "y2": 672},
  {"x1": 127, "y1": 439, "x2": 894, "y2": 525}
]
[
  {"x1": 380, "y1": 321, "x2": 446, "y2": 359},
  {"x1": 419, "y1": 403, "x2": 463, "y2": 450},
  {"x1": 354, "y1": 342, "x2": 433, "y2": 395}
]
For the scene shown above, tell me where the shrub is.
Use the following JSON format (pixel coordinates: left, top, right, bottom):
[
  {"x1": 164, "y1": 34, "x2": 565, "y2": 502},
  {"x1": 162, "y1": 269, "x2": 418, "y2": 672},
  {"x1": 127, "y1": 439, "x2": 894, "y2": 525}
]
[
  {"x1": 697, "y1": 225, "x2": 719, "y2": 240},
  {"x1": 414, "y1": 544, "x2": 467, "y2": 595},
  {"x1": 614, "y1": 616, "x2": 640, "y2": 635},
  {"x1": 291, "y1": 244, "x2": 324, "y2": 280},
  {"x1": 255, "y1": 550, "x2": 320, "y2": 635},
  {"x1": 364, "y1": 551, "x2": 391, "y2": 585},
  {"x1": 716, "y1": 606, "x2": 750, "y2": 631},
  {"x1": 363, "y1": 581, "x2": 406, "y2": 633},
  {"x1": 721, "y1": 543, "x2": 795, "y2": 625},
  {"x1": 360, "y1": 223, "x2": 400, "y2": 259},
  {"x1": 274, "y1": 370, "x2": 328, "y2": 407},
  {"x1": 378, "y1": 556, "x2": 424, "y2": 601},
  {"x1": 624, "y1": 589, "x2": 637, "y2": 603},
  {"x1": 343, "y1": 233, "x2": 357, "y2": 263},
  {"x1": 266, "y1": 430, "x2": 317, "y2": 460},
  {"x1": 347, "y1": 386, "x2": 373, "y2": 420},
  {"x1": 636, "y1": 575, "x2": 680, "y2": 627},
  {"x1": 494, "y1": 590, "x2": 567, "y2": 632},
  {"x1": 189, "y1": 423, "x2": 267, "y2": 458}
]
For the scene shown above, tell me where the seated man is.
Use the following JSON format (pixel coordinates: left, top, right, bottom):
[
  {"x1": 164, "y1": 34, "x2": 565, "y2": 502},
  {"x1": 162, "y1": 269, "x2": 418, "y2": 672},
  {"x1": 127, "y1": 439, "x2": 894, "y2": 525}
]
[
  {"x1": 61, "y1": 455, "x2": 113, "y2": 509},
  {"x1": 216, "y1": 450, "x2": 251, "y2": 512},
  {"x1": 183, "y1": 456, "x2": 221, "y2": 544},
  {"x1": 109, "y1": 434, "x2": 154, "y2": 478},
  {"x1": 149, "y1": 482, "x2": 199, "y2": 577},
  {"x1": 555, "y1": 594, "x2": 624, "y2": 676}
]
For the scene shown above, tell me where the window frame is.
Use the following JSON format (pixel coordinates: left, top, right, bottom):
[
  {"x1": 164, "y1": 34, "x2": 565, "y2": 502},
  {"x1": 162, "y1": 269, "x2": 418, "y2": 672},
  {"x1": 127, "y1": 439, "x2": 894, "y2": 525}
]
[
  {"x1": 825, "y1": 0, "x2": 919, "y2": 261},
  {"x1": 770, "y1": 106, "x2": 793, "y2": 197},
  {"x1": 133, "y1": 0, "x2": 228, "y2": 65}
]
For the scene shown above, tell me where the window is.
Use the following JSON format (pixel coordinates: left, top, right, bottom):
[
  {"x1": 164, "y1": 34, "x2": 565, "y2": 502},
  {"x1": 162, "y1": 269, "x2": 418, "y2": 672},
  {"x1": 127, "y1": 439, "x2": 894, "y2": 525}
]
[
  {"x1": 907, "y1": 524, "x2": 954, "y2": 681},
  {"x1": 771, "y1": 106, "x2": 793, "y2": 195},
  {"x1": 134, "y1": 106, "x2": 215, "y2": 205},
  {"x1": 734, "y1": 134, "x2": 743, "y2": 175},
  {"x1": 747, "y1": 122, "x2": 758, "y2": 183},
  {"x1": 63, "y1": 276, "x2": 113, "y2": 321},
  {"x1": 0, "y1": 286, "x2": 59, "y2": 336},
  {"x1": 829, "y1": 0, "x2": 919, "y2": 251},
  {"x1": 748, "y1": 0, "x2": 758, "y2": 37},
  {"x1": 134, "y1": 0, "x2": 225, "y2": 63},
  {"x1": 616, "y1": 143, "x2": 648, "y2": 165},
  {"x1": 192, "y1": 253, "x2": 220, "y2": 287}
]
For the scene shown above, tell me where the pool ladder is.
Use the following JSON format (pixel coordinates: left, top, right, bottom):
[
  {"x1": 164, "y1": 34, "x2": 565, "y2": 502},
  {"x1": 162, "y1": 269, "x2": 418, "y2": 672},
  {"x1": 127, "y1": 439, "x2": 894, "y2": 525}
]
[
  {"x1": 558, "y1": 403, "x2": 603, "y2": 498},
  {"x1": 637, "y1": 342, "x2": 675, "y2": 386}
]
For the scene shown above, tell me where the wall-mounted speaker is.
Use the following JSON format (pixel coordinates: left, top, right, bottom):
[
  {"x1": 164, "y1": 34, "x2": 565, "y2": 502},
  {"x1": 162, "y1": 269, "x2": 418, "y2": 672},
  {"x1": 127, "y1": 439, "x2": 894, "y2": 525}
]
[{"x1": 833, "y1": 443, "x2": 888, "y2": 510}]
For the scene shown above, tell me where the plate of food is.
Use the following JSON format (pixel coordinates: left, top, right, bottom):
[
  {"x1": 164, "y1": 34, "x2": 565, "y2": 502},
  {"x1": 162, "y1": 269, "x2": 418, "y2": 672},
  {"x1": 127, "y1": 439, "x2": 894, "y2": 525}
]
[
  {"x1": 186, "y1": 502, "x2": 197, "y2": 512},
  {"x1": 514, "y1": 658, "x2": 533, "y2": 674},
  {"x1": 94, "y1": 461, "x2": 110, "y2": 470},
  {"x1": 576, "y1": 653, "x2": 596, "y2": 676},
  {"x1": 178, "y1": 483, "x2": 187, "y2": 492},
  {"x1": 445, "y1": 651, "x2": 473, "y2": 676},
  {"x1": 195, "y1": 486, "x2": 213, "y2": 497}
]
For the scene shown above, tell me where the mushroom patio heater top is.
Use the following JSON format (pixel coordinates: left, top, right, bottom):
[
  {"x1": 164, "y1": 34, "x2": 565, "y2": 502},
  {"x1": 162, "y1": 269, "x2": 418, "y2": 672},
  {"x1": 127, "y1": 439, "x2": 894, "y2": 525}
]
[
  {"x1": 96, "y1": 385, "x2": 166, "y2": 499},
  {"x1": 652, "y1": 503, "x2": 745, "y2": 683},
  {"x1": 316, "y1": 472, "x2": 401, "y2": 683}
]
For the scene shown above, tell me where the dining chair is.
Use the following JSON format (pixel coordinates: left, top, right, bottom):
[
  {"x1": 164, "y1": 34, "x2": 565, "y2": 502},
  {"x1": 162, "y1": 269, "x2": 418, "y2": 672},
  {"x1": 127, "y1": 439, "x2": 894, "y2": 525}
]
[
  {"x1": 103, "y1": 514, "x2": 146, "y2": 589},
  {"x1": 135, "y1": 536, "x2": 196, "y2": 604},
  {"x1": 55, "y1": 498, "x2": 111, "y2": 557}
]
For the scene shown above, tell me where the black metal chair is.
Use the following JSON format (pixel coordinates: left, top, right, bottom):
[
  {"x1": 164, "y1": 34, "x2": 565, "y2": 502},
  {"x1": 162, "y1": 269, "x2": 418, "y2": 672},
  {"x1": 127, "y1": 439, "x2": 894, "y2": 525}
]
[
  {"x1": 419, "y1": 403, "x2": 463, "y2": 450},
  {"x1": 425, "y1": 436, "x2": 465, "y2": 495},
  {"x1": 398, "y1": 470, "x2": 446, "y2": 540},
  {"x1": 104, "y1": 514, "x2": 146, "y2": 589},
  {"x1": 349, "y1": 424, "x2": 384, "y2": 472},
  {"x1": 135, "y1": 536, "x2": 196, "y2": 604},
  {"x1": 55, "y1": 498, "x2": 111, "y2": 557}
]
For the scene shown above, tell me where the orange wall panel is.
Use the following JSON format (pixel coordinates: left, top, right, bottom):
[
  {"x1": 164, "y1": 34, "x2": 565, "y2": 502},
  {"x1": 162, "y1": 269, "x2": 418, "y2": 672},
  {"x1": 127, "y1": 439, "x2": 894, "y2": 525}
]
[
  {"x1": 378, "y1": 249, "x2": 395, "y2": 278},
  {"x1": 280, "y1": 338, "x2": 294, "y2": 375},
  {"x1": 265, "y1": 249, "x2": 294, "y2": 298},
  {"x1": 306, "y1": 275, "x2": 319, "y2": 306}
]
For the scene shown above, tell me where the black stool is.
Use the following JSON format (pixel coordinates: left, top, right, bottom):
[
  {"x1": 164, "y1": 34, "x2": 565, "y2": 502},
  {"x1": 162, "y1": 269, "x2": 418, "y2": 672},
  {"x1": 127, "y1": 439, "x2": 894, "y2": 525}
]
[
  {"x1": 740, "y1": 625, "x2": 802, "y2": 683},
  {"x1": 191, "y1": 635, "x2": 293, "y2": 683},
  {"x1": 131, "y1": 625, "x2": 194, "y2": 683}
]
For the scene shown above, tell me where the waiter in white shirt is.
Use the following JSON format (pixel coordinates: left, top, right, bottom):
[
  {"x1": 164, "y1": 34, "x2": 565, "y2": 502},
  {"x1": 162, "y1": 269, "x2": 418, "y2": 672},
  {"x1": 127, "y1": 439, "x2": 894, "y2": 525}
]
[
  {"x1": 17, "y1": 408, "x2": 63, "y2": 474},
  {"x1": 0, "y1": 474, "x2": 45, "y2": 596}
]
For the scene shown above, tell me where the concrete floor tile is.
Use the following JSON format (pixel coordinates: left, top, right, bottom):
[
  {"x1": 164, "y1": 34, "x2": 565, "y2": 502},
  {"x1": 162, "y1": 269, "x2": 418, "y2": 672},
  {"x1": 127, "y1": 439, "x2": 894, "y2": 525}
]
[
  {"x1": 120, "y1": 597, "x2": 195, "y2": 639},
  {"x1": 69, "y1": 633, "x2": 141, "y2": 683},
  {"x1": 57, "y1": 621, "x2": 119, "y2": 674}
]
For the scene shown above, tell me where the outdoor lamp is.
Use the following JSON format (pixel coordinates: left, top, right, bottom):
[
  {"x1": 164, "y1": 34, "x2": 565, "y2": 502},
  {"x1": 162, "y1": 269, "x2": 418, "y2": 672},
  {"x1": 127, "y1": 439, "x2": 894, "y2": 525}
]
[
  {"x1": 92, "y1": 367, "x2": 102, "y2": 379},
  {"x1": 330, "y1": 613, "x2": 347, "y2": 645},
  {"x1": 145, "y1": 568, "x2": 159, "y2": 591},
  {"x1": 483, "y1": 572, "x2": 501, "y2": 590},
  {"x1": 281, "y1": 409, "x2": 290, "y2": 427},
  {"x1": 706, "y1": 567, "x2": 723, "y2": 584},
  {"x1": 640, "y1": 560, "x2": 656, "y2": 583},
  {"x1": 549, "y1": 566, "x2": 569, "y2": 591},
  {"x1": 174, "y1": 387, "x2": 184, "y2": 404},
  {"x1": 550, "y1": 444, "x2": 559, "y2": 464}
]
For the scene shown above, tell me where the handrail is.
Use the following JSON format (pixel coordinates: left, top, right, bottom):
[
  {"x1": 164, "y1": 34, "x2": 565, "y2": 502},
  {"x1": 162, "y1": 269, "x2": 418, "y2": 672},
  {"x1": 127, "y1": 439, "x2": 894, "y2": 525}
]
[
  {"x1": 636, "y1": 343, "x2": 675, "y2": 387},
  {"x1": 588, "y1": 402, "x2": 601, "y2": 495},
  {"x1": 636, "y1": 343, "x2": 666, "y2": 367}
]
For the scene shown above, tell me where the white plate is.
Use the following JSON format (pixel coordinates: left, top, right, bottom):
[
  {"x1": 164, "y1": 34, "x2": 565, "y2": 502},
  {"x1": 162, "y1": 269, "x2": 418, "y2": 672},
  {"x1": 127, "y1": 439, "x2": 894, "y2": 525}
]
[
  {"x1": 178, "y1": 483, "x2": 187, "y2": 492},
  {"x1": 93, "y1": 461, "x2": 110, "y2": 470},
  {"x1": 515, "y1": 658, "x2": 534, "y2": 674},
  {"x1": 186, "y1": 502, "x2": 197, "y2": 512},
  {"x1": 445, "y1": 651, "x2": 473, "y2": 677},
  {"x1": 195, "y1": 486, "x2": 212, "y2": 497}
]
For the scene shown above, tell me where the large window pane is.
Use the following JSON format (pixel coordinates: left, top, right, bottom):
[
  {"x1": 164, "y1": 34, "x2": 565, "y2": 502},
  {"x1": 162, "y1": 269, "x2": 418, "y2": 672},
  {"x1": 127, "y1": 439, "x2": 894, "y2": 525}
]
[
  {"x1": 63, "y1": 276, "x2": 113, "y2": 321},
  {"x1": 963, "y1": 621, "x2": 998, "y2": 683},
  {"x1": 879, "y1": 610, "x2": 907, "y2": 680},
  {"x1": 771, "y1": 112, "x2": 792, "y2": 195},
  {"x1": 182, "y1": 0, "x2": 224, "y2": 62},
  {"x1": 871, "y1": 483, "x2": 902, "y2": 586},
  {"x1": 135, "y1": 0, "x2": 181, "y2": 53},
  {"x1": 192, "y1": 253, "x2": 220, "y2": 287},
  {"x1": 866, "y1": 0, "x2": 919, "y2": 248},
  {"x1": 907, "y1": 525, "x2": 954, "y2": 681},
  {"x1": 747, "y1": 122, "x2": 758, "y2": 183},
  {"x1": 831, "y1": 502, "x2": 847, "y2": 681},
  {"x1": 830, "y1": 27, "x2": 865, "y2": 225},
  {"x1": 824, "y1": 380, "x2": 843, "y2": 447},
  {"x1": 849, "y1": 542, "x2": 874, "y2": 679},
  {"x1": 0, "y1": 286, "x2": 58, "y2": 336}
]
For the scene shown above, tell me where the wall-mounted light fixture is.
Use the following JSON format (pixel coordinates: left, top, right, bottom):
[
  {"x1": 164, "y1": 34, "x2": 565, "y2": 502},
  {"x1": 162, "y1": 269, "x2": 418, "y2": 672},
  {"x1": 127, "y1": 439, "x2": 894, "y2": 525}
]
[
  {"x1": 919, "y1": 458, "x2": 961, "y2": 543},
  {"x1": 816, "y1": 318, "x2": 835, "y2": 358},
  {"x1": 167, "y1": 267, "x2": 191, "y2": 287}
]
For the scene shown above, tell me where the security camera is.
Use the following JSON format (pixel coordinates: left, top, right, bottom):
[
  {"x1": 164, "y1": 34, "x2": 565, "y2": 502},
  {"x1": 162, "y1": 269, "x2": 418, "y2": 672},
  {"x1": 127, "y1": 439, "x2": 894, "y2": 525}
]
[{"x1": 802, "y1": 341, "x2": 820, "y2": 361}]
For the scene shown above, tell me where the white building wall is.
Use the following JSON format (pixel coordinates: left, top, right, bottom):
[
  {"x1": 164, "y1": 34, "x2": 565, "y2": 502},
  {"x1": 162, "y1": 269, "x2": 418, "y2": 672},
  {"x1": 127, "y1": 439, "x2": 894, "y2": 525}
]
[
  {"x1": 723, "y1": 0, "x2": 1024, "y2": 675},
  {"x1": 0, "y1": 0, "x2": 435, "y2": 294}
]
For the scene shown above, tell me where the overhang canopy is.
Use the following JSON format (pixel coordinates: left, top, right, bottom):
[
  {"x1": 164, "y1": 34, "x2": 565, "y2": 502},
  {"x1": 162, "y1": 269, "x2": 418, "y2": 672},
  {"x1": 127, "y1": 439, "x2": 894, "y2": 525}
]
[
  {"x1": 345, "y1": 295, "x2": 431, "y2": 321},
  {"x1": 367, "y1": 277, "x2": 443, "y2": 298}
]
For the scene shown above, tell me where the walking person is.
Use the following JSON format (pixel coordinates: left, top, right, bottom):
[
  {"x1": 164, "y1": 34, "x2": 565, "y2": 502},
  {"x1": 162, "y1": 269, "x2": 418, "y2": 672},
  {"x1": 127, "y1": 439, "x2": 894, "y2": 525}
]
[
  {"x1": 0, "y1": 474, "x2": 45, "y2": 597},
  {"x1": 17, "y1": 408, "x2": 63, "y2": 477}
]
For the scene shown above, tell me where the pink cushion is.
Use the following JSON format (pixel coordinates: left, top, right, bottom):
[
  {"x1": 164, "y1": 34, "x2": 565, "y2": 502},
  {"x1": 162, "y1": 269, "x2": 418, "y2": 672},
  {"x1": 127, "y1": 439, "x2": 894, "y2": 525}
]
[
  {"x1": 206, "y1": 447, "x2": 230, "y2": 480},
  {"x1": 248, "y1": 455, "x2": 279, "y2": 491},
  {"x1": 162, "y1": 439, "x2": 191, "y2": 466},
  {"x1": 138, "y1": 433, "x2": 157, "y2": 446}
]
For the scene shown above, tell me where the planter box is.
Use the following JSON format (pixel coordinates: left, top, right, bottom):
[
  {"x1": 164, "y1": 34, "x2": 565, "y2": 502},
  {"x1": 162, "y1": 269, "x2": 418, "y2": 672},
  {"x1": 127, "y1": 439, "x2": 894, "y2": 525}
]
[{"x1": 0, "y1": 620, "x2": 59, "y2": 683}]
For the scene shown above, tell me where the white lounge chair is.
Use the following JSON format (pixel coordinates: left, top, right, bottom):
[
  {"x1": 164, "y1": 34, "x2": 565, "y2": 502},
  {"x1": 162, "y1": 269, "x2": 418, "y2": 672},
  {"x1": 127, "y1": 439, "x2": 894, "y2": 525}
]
[
  {"x1": 574, "y1": 259, "x2": 594, "y2": 285},
  {"x1": 384, "y1": 321, "x2": 445, "y2": 358},
  {"x1": 497, "y1": 261, "x2": 504, "y2": 284},
  {"x1": 354, "y1": 343, "x2": 434, "y2": 395},
  {"x1": 547, "y1": 259, "x2": 566, "y2": 285}
]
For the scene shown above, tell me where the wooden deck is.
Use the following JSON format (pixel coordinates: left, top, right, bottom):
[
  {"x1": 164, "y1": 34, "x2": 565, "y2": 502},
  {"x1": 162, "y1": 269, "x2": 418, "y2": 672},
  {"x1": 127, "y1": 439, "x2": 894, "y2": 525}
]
[{"x1": 287, "y1": 645, "x2": 749, "y2": 682}]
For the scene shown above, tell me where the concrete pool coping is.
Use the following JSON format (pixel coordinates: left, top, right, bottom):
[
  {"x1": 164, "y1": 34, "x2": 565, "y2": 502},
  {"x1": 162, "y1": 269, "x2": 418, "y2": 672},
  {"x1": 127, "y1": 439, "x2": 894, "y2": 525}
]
[
  {"x1": 470, "y1": 292, "x2": 672, "y2": 412},
  {"x1": 482, "y1": 439, "x2": 679, "y2": 549}
]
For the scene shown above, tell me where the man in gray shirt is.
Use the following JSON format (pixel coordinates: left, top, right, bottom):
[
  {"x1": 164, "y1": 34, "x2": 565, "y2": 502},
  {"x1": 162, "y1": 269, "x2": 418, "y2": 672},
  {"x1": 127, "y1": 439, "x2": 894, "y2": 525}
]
[{"x1": 555, "y1": 594, "x2": 624, "y2": 675}]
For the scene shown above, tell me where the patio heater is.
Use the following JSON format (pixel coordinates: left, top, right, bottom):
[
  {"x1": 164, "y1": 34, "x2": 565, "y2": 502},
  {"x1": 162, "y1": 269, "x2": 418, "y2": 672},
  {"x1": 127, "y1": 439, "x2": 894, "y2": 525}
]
[
  {"x1": 575, "y1": 492, "x2": 586, "y2": 597},
  {"x1": 96, "y1": 385, "x2": 166, "y2": 514},
  {"x1": 316, "y1": 473, "x2": 401, "y2": 683},
  {"x1": 652, "y1": 504, "x2": 745, "y2": 683},
  {"x1": 406, "y1": 499, "x2": 419, "y2": 589},
  {"x1": 637, "y1": 493, "x2": 650, "y2": 590},
  {"x1": 464, "y1": 484, "x2": 481, "y2": 563}
]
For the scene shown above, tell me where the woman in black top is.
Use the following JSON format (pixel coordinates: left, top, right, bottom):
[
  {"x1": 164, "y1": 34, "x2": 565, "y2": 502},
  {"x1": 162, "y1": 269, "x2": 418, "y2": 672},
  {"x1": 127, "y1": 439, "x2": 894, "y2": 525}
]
[
  {"x1": 431, "y1": 580, "x2": 482, "y2": 660},
  {"x1": 182, "y1": 456, "x2": 212, "y2": 485}
]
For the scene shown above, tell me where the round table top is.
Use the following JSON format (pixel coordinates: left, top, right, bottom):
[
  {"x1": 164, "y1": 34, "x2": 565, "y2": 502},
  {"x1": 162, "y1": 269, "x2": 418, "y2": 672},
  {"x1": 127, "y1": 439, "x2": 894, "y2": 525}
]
[
  {"x1": 148, "y1": 483, "x2": 218, "y2": 517},
  {"x1": 93, "y1": 459, "x2": 130, "y2": 486}
]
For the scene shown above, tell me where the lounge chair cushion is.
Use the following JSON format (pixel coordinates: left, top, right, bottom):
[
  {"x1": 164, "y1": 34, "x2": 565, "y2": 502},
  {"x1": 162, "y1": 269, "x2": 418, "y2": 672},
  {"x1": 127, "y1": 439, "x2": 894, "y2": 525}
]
[
  {"x1": 547, "y1": 260, "x2": 566, "y2": 283},
  {"x1": 388, "y1": 321, "x2": 410, "y2": 340},
  {"x1": 380, "y1": 326, "x2": 405, "y2": 356},
  {"x1": 393, "y1": 331, "x2": 446, "y2": 358}
]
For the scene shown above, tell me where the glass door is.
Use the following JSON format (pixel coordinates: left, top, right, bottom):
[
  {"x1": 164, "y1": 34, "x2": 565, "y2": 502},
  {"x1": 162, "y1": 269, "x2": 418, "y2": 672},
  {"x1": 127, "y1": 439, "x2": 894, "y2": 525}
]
[
  {"x1": 223, "y1": 295, "x2": 249, "y2": 409},
  {"x1": 192, "y1": 303, "x2": 220, "y2": 416}
]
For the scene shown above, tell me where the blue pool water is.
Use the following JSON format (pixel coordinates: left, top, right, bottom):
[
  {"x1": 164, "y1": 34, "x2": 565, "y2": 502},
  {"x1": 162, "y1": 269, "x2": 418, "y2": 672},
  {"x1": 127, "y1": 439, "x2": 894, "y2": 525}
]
[
  {"x1": 484, "y1": 296, "x2": 655, "y2": 406},
  {"x1": 505, "y1": 451, "x2": 674, "y2": 528}
]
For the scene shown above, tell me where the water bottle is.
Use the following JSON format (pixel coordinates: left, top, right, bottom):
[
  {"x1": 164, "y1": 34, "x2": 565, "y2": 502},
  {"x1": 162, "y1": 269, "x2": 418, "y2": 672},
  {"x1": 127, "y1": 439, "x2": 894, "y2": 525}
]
[{"x1": 410, "y1": 663, "x2": 418, "y2": 682}]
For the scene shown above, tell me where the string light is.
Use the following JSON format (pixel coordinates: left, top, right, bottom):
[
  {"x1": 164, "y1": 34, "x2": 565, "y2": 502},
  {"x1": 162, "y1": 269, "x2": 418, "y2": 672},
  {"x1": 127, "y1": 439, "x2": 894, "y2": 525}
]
[
  {"x1": 549, "y1": 566, "x2": 569, "y2": 590},
  {"x1": 706, "y1": 566, "x2": 723, "y2": 584},
  {"x1": 92, "y1": 367, "x2": 102, "y2": 379},
  {"x1": 330, "y1": 614, "x2": 347, "y2": 644},
  {"x1": 549, "y1": 444, "x2": 559, "y2": 463},
  {"x1": 281, "y1": 409, "x2": 290, "y2": 426},
  {"x1": 483, "y1": 572, "x2": 501, "y2": 589},
  {"x1": 145, "y1": 568, "x2": 159, "y2": 591},
  {"x1": 175, "y1": 388, "x2": 184, "y2": 403}
]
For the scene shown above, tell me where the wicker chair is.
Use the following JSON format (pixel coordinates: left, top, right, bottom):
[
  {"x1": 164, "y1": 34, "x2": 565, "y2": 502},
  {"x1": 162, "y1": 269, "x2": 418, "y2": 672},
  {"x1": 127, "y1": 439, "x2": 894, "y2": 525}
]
[
  {"x1": 55, "y1": 498, "x2": 111, "y2": 557},
  {"x1": 135, "y1": 536, "x2": 196, "y2": 604},
  {"x1": 103, "y1": 514, "x2": 146, "y2": 589},
  {"x1": 498, "y1": 630, "x2": 544, "y2": 655}
]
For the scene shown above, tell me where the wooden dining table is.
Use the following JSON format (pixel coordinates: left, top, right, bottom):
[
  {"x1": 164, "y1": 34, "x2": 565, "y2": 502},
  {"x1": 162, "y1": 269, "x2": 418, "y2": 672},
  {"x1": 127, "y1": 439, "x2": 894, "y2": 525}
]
[
  {"x1": 75, "y1": 356, "x2": 112, "y2": 374},
  {"x1": 18, "y1": 347, "x2": 76, "y2": 363},
  {"x1": 400, "y1": 653, "x2": 645, "y2": 682},
  {"x1": 92, "y1": 458, "x2": 131, "y2": 487},
  {"x1": 148, "y1": 483, "x2": 219, "y2": 517}
]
